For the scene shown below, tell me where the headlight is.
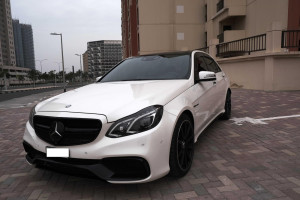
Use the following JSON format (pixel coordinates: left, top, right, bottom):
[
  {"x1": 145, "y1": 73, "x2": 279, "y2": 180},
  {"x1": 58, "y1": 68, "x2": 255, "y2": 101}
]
[
  {"x1": 106, "y1": 105, "x2": 163, "y2": 138},
  {"x1": 29, "y1": 105, "x2": 36, "y2": 127}
]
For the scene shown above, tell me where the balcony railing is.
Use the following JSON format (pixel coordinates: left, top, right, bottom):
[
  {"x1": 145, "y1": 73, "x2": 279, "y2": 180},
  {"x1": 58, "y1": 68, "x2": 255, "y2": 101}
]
[
  {"x1": 217, "y1": 0, "x2": 224, "y2": 12},
  {"x1": 281, "y1": 30, "x2": 300, "y2": 50},
  {"x1": 216, "y1": 34, "x2": 266, "y2": 58}
]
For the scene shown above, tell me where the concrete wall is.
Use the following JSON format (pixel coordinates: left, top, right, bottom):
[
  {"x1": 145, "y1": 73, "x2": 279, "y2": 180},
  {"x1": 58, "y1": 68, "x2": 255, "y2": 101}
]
[
  {"x1": 224, "y1": 30, "x2": 245, "y2": 42},
  {"x1": 174, "y1": 0, "x2": 206, "y2": 24},
  {"x1": 139, "y1": 25, "x2": 174, "y2": 54},
  {"x1": 245, "y1": 0, "x2": 288, "y2": 37},
  {"x1": 138, "y1": 0, "x2": 205, "y2": 55},
  {"x1": 174, "y1": 25, "x2": 204, "y2": 51},
  {"x1": 218, "y1": 56, "x2": 265, "y2": 90},
  {"x1": 139, "y1": 0, "x2": 174, "y2": 25},
  {"x1": 218, "y1": 53, "x2": 300, "y2": 91},
  {"x1": 273, "y1": 56, "x2": 300, "y2": 90}
]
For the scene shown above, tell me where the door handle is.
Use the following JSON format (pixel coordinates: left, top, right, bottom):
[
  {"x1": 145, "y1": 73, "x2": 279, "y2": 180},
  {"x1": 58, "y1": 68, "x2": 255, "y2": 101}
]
[{"x1": 213, "y1": 81, "x2": 216, "y2": 85}]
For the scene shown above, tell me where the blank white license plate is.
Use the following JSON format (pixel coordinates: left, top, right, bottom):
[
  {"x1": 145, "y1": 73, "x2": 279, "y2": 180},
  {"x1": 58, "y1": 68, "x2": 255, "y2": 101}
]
[{"x1": 46, "y1": 148, "x2": 69, "y2": 158}]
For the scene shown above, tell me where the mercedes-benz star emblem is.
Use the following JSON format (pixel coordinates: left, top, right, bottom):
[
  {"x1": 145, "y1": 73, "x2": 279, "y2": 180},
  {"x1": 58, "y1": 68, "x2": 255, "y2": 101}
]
[{"x1": 49, "y1": 121, "x2": 64, "y2": 144}]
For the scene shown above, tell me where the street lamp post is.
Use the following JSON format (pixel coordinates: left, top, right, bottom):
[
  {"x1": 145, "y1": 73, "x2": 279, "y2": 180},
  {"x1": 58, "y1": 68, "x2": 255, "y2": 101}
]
[
  {"x1": 35, "y1": 59, "x2": 47, "y2": 73},
  {"x1": 75, "y1": 54, "x2": 83, "y2": 85},
  {"x1": 50, "y1": 33, "x2": 66, "y2": 92}
]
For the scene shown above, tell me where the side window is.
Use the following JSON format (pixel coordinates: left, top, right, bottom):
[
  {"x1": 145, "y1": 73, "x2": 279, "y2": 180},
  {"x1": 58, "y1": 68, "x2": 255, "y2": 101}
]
[
  {"x1": 202, "y1": 56, "x2": 221, "y2": 73},
  {"x1": 194, "y1": 53, "x2": 209, "y2": 82}
]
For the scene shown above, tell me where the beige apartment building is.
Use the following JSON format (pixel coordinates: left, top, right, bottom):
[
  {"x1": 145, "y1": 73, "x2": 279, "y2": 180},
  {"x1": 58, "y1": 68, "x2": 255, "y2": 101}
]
[
  {"x1": 122, "y1": 0, "x2": 300, "y2": 91},
  {"x1": 0, "y1": 0, "x2": 16, "y2": 67},
  {"x1": 123, "y1": 0, "x2": 298, "y2": 55}
]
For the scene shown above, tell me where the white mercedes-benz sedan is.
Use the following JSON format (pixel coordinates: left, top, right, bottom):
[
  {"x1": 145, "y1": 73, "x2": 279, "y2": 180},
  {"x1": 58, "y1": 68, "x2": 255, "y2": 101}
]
[{"x1": 23, "y1": 50, "x2": 231, "y2": 183}]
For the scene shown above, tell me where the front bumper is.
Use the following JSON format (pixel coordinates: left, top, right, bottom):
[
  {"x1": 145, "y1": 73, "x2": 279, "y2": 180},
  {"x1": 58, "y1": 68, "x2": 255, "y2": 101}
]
[
  {"x1": 24, "y1": 141, "x2": 150, "y2": 181},
  {"x1": 23, "y1": 111, "x2": 177, "y2": 183}
]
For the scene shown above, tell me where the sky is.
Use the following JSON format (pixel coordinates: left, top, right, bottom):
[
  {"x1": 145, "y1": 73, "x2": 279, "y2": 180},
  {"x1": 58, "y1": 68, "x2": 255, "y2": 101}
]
[{"x1": 10, "y1": 0, "x2": 122, "y2": 73}]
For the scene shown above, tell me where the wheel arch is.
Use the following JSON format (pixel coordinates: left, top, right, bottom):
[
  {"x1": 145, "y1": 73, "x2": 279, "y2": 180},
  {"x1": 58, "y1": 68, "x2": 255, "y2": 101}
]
[
  {"x1": 180, "y1": 110, "x2": 194, "y2": 128},
  {"x1": 168, "y1": 109, "x2": 195, "y2": 177}
]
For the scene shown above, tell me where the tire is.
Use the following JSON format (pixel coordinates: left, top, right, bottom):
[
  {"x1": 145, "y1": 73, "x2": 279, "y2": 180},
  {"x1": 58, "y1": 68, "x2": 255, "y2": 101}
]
[
  {"x1": 169, "y1": 114, "x2": 194, "y2": 177},
  {"x1": 34, "y1": 163, "x2": 43, "y2": 169},
  {"x1": 221, "y1": 90, "x2": 231, "y2": 120}
]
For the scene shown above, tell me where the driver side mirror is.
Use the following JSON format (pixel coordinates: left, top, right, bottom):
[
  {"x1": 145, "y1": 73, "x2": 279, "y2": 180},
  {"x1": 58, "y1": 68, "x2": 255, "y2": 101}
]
[
  {"x1": 199, "y1": 71, "x2": 216, "y2": 82},
  {"x1": 95, "y1": 76, "x2": 102, "y2": 82}
]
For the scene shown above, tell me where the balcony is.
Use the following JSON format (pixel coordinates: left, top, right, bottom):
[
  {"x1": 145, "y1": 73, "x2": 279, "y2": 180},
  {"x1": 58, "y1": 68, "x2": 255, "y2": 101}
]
[{"x1": 213, "y1": 0, "x2": 246, "y2": 21}]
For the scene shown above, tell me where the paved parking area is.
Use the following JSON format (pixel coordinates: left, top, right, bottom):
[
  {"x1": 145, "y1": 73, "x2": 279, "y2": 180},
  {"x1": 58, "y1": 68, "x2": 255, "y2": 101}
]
[{"x1": 0, "y1": 89, "x2": 300, "y2": 200}]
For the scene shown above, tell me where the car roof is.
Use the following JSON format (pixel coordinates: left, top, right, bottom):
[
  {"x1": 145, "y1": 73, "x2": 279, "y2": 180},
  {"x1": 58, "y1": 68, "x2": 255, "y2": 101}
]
[
  {"x1": 129, "y1": 50, "x2": 209, "y2": 58},
  {"x1": 141, "y1": 51, "x2": 192, "y2": 56}
]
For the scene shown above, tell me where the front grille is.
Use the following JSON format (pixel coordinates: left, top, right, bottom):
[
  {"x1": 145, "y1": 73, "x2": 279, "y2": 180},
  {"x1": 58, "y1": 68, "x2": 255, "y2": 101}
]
[{"x1": 33, "y1": 116, "x2": 102, "y2": 146}]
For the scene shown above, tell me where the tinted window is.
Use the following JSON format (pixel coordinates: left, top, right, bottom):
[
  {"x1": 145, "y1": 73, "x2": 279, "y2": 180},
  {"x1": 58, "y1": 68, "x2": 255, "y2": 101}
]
[
  {"x1": 100, "y1": 54, "x2": 191, "y2": 82},
  {"x1": 194, "y1": 53, "x2": 209, "y2": 82},
  {"x1": 202, "y1": 56, "x2": 221, "y2": 73}
]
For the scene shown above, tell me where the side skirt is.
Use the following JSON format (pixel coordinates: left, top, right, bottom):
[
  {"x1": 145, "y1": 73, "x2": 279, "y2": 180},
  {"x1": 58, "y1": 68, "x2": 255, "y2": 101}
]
[{"x1": 194, "y1": 109, "x2": 225, "y2": 143}]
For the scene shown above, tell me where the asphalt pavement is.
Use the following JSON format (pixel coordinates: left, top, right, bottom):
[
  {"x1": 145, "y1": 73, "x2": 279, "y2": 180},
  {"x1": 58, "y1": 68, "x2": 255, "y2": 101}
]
[
  {"x1": 0, "y1": 84, "x2": 85, "y2": 102},
  {"x1": 0, "y1": 88, "x2": 64, "y2": 109}
]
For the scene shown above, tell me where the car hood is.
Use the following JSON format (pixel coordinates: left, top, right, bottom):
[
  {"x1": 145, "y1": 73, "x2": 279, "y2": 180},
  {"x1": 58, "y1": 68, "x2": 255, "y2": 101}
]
[{"x1": 36, "y1": 80, "x2": 191, "y2": 122}]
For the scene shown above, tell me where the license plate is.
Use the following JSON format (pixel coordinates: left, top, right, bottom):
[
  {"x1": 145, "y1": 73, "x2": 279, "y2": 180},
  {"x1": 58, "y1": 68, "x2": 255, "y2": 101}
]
[{"x1": 46, "y1": 147, "x2": 69, "y2": 158}]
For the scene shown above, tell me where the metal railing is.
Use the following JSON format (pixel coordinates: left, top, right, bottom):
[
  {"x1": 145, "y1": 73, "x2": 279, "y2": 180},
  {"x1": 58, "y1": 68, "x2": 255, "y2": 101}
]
[
  {"x1": 217, "y1": 0, "x2": 224, "y2": 12},
  {"x1": 281, "y1": 30, "x2": 300, "y2": 50},
  {"x1": 216, "y1": 34, "x2": 266, "y2": 58}
]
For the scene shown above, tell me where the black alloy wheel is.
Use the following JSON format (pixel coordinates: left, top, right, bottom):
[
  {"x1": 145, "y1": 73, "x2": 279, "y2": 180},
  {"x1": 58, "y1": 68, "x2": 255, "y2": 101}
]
[{"x1": 169, "y1": 114, "x2": 194, "y2": 177}]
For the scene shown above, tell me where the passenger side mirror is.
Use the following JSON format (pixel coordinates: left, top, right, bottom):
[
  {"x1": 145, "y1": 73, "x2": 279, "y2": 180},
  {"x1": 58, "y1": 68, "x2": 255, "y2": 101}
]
[
  {"x1": 199, "y1": 71, "x2": 216, "y2": 81},
  {"x1": 95, "y1": 76, "x2": 102, "y2": 82}
]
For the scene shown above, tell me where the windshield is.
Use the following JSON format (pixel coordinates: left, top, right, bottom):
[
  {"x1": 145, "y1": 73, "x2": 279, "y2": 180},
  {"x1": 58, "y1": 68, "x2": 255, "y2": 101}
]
[{"x1": 100, "y1": 54, "x2": 191, "y2": 82}]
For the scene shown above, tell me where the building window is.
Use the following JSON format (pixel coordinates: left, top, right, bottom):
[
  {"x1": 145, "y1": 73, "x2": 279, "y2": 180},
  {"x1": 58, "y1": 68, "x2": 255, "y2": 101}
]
[
  {"x1": 204, "y1": 4, "x2": 207, "y2": 22},
  {"x1": 217, "y1": 0, "x2": 224, "y2": 12},
  {"x1": 177, "y1": 33, "x2": 184, "y2": 40},
  {"x1": 176, "y1": 5, "x2": 184, "y2": 14},
  {"x1": 204, "y1": 32, "x2": 207, "y2": 47}
]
